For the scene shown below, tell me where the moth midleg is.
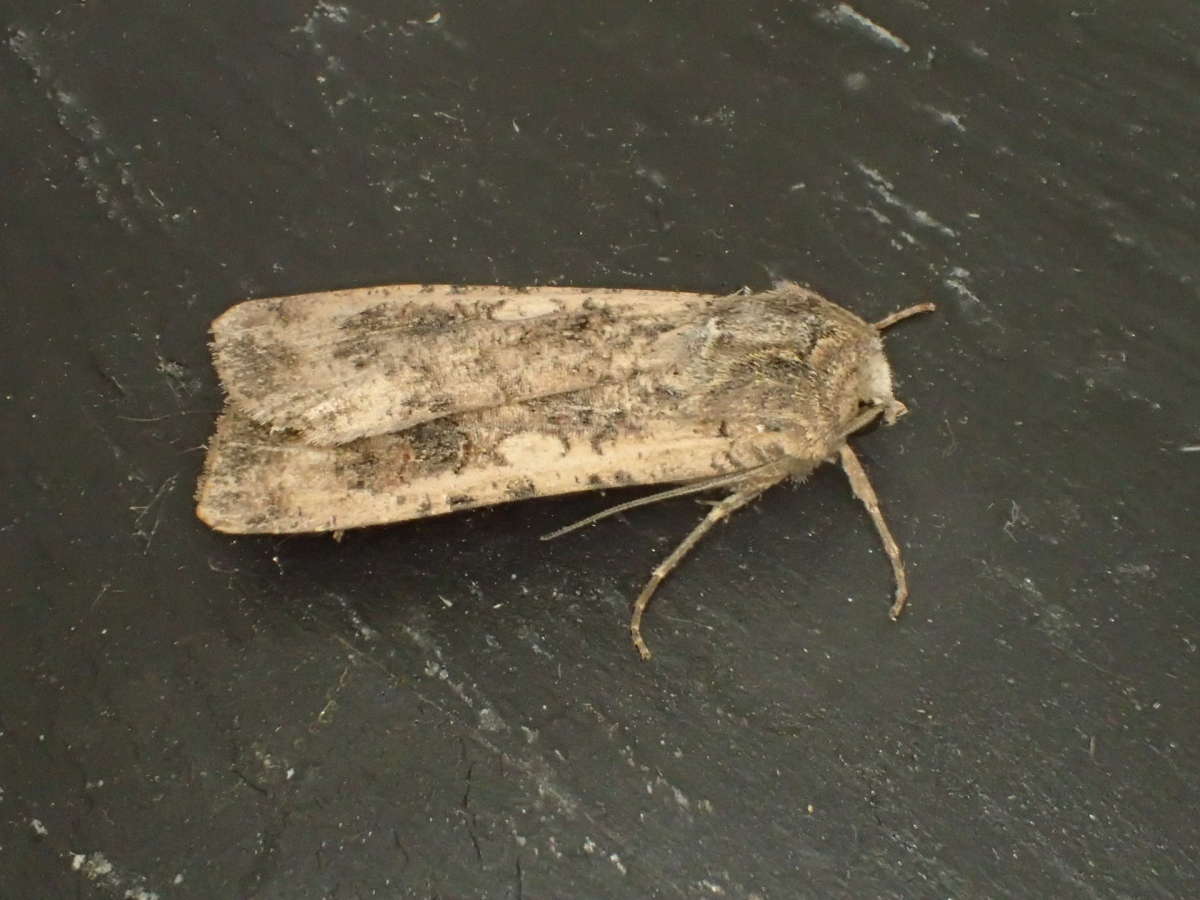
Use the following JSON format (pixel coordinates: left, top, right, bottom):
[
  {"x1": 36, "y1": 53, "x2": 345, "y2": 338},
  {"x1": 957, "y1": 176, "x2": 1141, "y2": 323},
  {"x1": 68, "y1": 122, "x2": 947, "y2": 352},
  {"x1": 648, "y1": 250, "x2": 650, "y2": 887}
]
[
  {"x1": 837, "y1": 444, "x2": 908, "y2": 619},
  {"x1": 631, "y1": 469, "x2": 789, "y2": 661}
]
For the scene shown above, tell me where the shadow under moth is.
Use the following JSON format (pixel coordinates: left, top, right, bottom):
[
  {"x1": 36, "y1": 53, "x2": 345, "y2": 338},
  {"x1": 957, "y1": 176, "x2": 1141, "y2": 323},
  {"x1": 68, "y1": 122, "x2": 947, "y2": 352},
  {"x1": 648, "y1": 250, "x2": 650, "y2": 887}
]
[{"x1": 196, "y1": 282, "x2": 933, "y2": 658}]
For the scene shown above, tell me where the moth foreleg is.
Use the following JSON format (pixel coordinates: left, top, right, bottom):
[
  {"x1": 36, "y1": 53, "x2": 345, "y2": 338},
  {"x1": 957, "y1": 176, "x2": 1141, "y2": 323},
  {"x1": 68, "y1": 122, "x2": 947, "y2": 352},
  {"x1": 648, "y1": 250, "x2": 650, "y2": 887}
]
[
  {"x1": 631, "y1": 474, "x2": 785, "y2": 661},
  {"x1": 837, "y1": 444, "x2": 909, "y2": 618}
]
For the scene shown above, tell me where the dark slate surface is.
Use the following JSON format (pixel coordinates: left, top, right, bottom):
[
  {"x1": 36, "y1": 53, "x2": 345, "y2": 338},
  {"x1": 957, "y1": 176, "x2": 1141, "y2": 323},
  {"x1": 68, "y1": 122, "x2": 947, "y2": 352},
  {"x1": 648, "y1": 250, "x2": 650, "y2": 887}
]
[{"x1": 3, "y1": 2, "x2": 1197, "y2": 897}]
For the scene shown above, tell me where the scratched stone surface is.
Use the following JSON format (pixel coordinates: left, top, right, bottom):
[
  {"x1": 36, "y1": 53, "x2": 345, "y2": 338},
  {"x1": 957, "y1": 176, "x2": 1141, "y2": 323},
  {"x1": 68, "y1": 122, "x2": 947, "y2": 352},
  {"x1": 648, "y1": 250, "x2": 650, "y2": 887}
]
[{"x1": 2, "y1": 2, "x2": 1198, "y2": 897}]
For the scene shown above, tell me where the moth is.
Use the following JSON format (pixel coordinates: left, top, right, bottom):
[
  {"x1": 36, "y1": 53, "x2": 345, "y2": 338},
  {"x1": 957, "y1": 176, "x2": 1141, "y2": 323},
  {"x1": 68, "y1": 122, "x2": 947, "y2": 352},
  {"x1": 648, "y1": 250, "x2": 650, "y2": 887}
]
[{"x1": 196, "y1": 281, "x2": 932, "y2": 658}]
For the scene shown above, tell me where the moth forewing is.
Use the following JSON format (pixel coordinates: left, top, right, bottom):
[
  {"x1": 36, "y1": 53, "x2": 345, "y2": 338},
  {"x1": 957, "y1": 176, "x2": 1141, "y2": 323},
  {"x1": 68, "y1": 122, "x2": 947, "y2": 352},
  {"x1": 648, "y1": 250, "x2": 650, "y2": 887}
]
[
  {"x1": 210, "y1": 284, "x2": 719, "y2": 446},
  {"x1": 196, "y1": 282, "x2": 931, "y2": 658},
  {"x1": 195, "y1": 385, "x2": 821, "y2": 534}
]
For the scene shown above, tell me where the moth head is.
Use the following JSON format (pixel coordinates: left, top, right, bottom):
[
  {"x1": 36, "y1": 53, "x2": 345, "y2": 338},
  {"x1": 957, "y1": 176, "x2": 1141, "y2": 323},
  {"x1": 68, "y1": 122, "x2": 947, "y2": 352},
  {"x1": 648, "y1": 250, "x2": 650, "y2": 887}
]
[
  {"x1": 844, "y1": 300, "x2": 936, "y2": 430},
  {"x1": 849, "y1": 337, "x2": 905, "y2": 427}
]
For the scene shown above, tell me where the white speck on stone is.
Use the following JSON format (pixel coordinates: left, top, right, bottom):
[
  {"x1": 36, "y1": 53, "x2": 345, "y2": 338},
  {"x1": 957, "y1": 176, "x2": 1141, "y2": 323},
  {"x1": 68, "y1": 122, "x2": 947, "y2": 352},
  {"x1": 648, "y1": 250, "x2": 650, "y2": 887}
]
[
  {"x1": 844, "y1": 71, "x2": 869, "y2": 91},
  {"x1": 478, "y1": 707, "x2": 504, "y2": 732},
  {"x1": 317, "y1": 2, "x2": 349, "y2": 24},
  {"x1": 79, "y1": 853, "x2": 114, "y2": 878}
]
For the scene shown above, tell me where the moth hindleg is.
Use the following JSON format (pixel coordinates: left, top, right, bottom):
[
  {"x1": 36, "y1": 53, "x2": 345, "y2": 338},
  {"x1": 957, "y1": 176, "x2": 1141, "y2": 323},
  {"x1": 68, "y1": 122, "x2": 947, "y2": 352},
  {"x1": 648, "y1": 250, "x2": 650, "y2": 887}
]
[
  {"x1": 837, "y1": 444, "x2": 908, "y2": 618},
  {"x1": 631, "y1": 470, "x2": 788, "y2": 660}
]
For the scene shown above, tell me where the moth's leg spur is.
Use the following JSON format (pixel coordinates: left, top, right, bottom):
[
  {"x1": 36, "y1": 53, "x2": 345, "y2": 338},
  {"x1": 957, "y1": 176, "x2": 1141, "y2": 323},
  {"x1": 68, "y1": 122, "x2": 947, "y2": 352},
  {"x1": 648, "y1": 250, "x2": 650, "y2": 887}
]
[
  {"x1": 631, "y1": 477, "x2": 782, "y2": 661},
  {"x1": 838, "y1": 444, "x2": 909, "y2": 619}
]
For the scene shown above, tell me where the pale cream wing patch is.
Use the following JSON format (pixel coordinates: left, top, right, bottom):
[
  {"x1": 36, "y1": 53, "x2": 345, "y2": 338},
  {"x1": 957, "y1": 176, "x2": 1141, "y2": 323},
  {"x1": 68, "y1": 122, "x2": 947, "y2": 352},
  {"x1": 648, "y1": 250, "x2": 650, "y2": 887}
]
[{"x1": 212, "y1": 284, "x2": 716, "y2": 446}]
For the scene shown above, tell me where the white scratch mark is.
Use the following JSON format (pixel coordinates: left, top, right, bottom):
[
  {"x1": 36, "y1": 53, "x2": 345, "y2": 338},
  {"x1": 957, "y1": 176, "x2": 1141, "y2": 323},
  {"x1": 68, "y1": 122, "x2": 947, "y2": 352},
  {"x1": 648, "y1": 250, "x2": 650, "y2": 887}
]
[
  {"x1": 942, "y1": 266, "x2": 997, "y2": 326},
  {"x1": 130, "y1": 474, "x2": 178, "y2": 554},
  {"x1": 820, "y1": 4, "x2": 911, "y2": 53},
  {"x1": 333, "y1": 593, "x2": 379, "y2": 641},
  {"x1": 635, "y1": 166, "x2": 669, "y2": 189},
  {"x1": 856, "y1": 163, "x2": 957, "y2": 238},
  {"x1": 859, "y1": 205, "x2": 891, "y2": 225},
  {"x1": 580, "y1": 837, "x2": 628, "y2": 876},
  {"x1": 943, "y1": 267, "x2": 983, "y2": 306},
  {"x1": 8, "y1": 29, "x2": 175, "y2": 231},
  {"x1": 1002, "y1": 500, "x2": 1029, "y2": 540},
  {"x1": 921, "y1": 105, "x2": 966, "y2": 132},
  {"x1": 401, "y1": 622, "x2": 582, "y2": 817}
]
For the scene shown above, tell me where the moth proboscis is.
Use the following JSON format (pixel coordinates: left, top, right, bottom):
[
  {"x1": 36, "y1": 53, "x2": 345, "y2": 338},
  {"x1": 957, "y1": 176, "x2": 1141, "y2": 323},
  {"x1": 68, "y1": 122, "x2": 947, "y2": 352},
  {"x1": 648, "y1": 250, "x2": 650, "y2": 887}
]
[{"x1": 195, "y1": 281, "x2": 933, "y2": 659}]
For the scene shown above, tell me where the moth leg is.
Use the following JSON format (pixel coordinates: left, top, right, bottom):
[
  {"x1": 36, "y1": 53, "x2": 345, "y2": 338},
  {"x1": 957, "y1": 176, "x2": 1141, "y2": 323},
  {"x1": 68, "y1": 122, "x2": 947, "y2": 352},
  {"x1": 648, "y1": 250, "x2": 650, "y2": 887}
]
[
  {"x1": 631, "y1": 477, "x2": 782, "y2": 661},
  {"x1": 837, "y1": 444, "x2": 908, "y2": 619},
  {"x1": 540, "y1": 467, "x2": 768, "y2": 541}
]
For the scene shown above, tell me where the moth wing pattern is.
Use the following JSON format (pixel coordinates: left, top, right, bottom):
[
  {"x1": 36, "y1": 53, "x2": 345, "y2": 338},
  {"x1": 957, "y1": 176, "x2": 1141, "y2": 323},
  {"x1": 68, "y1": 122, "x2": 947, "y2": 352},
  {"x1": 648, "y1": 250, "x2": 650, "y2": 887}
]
[
  {"x1": 198, "y1": 282, "x2": 894, "y2": 534},
  {"x1": 211, "y1": 284, "x2": 717, "y2": 446},
  {"x1": 196, "y1": 377, "x2": 816, "y2": 534}
]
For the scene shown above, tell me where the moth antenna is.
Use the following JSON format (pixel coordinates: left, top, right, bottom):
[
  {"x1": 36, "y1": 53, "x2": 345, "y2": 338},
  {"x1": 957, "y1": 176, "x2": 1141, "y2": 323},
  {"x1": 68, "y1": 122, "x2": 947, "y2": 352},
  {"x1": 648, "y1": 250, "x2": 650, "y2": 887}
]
[
  {"x1": 837, "y1": 444, "x2": 909, "y2": 618},
  {"x1": 873, "y1": 302, "x2": 935, "y2": 332},
  {"x1": 540, "y1": 468, "x2": 768, "y2": 541}
]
